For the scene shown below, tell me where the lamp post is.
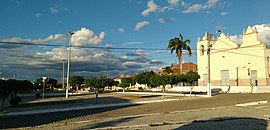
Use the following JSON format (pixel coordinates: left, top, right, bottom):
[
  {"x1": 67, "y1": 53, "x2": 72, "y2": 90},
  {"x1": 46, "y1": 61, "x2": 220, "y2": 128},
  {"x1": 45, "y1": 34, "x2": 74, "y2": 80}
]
[
  {"x1": 61, "y1": 59, "x2": 65, "y2": 89},
  {"x1": 42, "y1": 77, "x2": 48, "y2": 99},
  {"x1": 66, "y1": 32, "x2": 75, "y2": 99}
]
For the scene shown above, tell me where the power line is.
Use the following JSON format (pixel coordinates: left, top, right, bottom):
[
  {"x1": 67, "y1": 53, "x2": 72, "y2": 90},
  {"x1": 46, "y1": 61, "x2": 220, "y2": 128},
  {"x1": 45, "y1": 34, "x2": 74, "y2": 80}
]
[
  {"x1": 0, "y1": 41, "x2": 199, "y2": 51},
  {"x1": 208, "y1": 0, "x2": 225, "y2": 32}
]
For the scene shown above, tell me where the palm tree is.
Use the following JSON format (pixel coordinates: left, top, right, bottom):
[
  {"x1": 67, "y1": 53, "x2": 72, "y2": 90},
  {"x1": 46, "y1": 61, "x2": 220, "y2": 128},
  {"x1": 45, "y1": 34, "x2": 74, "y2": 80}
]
[{"x1": 167, "y1": 34, "x2": 192, "y2": 75}]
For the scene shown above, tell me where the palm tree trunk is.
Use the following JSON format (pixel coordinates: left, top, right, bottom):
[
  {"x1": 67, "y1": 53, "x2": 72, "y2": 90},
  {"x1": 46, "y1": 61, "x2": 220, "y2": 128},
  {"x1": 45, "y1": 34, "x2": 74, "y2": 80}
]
[
  {"x1": 177, "y1": 51, "x2": 183, "y2": 75},
  {"x1": 162, "y1": 85, "x2": 165, "y2": 99}
]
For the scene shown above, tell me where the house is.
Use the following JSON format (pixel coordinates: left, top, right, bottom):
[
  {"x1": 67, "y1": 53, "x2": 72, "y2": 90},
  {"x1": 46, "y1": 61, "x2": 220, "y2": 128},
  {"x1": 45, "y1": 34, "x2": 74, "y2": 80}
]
[
  {"x1": 161, "y1": 62, "x2": 197, "y2": 75},
  {"x1": 197, "y1": 26, "x2": 270, "y2": 86}
]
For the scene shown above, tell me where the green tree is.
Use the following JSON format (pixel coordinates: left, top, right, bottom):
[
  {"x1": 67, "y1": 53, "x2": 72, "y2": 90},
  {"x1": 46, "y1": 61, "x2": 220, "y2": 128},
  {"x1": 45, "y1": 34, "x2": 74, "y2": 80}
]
[
  {"x1": 118, "y1": 78, "x2": 133, "y2": 92},
  {"x1": 0, "y1": 79, "x2": 33, "y2": 108},
  {"x1": 135, "y1": 71, "x2": 156, "y2": 88},
  {"x1": 47, "y1": 78, "x2": 57, "y2": 90},
  {"x1": 185, "y1": 71, "x2": 200, "y2": 96},
  {"x1": 70, "y1": 76, "x2": 84, "y2": 91},
  {"x1": 150, "y1": 75, "x2": 171, "y2": 99},
  {"x1": 33, "y1": 77, "x2": 57, "y2": 91},
  {"x1": 167, "y1": 34, "x2": 192, "y2": 74},
  {"x1": 185, "y1": 71, "x2": 200, "y2": 85},
  {"x1": 86, "y1": 77, "x2": 115, "y2": 104}
]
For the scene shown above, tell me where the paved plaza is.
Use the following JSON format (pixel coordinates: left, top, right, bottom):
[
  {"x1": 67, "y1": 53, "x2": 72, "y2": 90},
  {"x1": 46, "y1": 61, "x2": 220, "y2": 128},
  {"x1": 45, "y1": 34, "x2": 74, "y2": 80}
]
[{"x1": 0, "y1": 92, "x2": 270, "y2": 129}]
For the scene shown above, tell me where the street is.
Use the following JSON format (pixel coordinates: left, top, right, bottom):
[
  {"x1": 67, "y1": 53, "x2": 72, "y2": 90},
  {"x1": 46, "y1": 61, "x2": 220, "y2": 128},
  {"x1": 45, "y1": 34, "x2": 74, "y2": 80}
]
[{"x1": 0, "y1": 93, "x2": 270, "y2": 129}]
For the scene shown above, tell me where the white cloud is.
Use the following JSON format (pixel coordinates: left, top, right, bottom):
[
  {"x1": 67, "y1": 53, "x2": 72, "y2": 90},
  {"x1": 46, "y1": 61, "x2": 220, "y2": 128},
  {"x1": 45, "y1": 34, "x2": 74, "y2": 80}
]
[
  {"x1": 154, "y1": 50, "x2": 167, "y2": 53},
  {"x1": 135, "y1": 21, "x2": 150, "y2": 31},
  {"x1": 220, "y1": 12, "x2": 228, "y2": 16},
  {"x1": 71, "y1": 27, "x2": 105, "y2": 46},
  {"x1": 228, "y1": 24, "x2": 270, "y2": 45},
  {"x1": 149, "y1": 59, "x2": 164, "y2": 65},
  {"x1": 158, "y1": 18, "x2": 175, "y2": 24},
  {"x1": 254, "y1": 24, "x2": 270, "y2": 45},
  {"x1": 141, "y1": 0, "x2": 160, "y2": 16},
  {"x1": 35, "y1": 13, "x2": 42, "y2": 18},
  {"x1": 123, "y1": 42, "x2": 144, "y2": 45},
  {"x1": 229, "y1": 35, "x2": 243, "y2": 45},
  {"x1": 168, "y1": 0, "x2": 179, "y2": 5},
  {"x1": 182, "y1": 4, "x2": 203, "y2": 13},
  {"x1": 50, "y1": 7, "x2": 59, "y2": 14},
  {"x1": 118, "y1": 27, "x2": 125, "y2": 33},
  {"x1": 205, "y1": 0, "x2": 219, "y2": 8},
  {"x1": 105, "y1": 44, "x2": 113, "y2": 47},
  {"x1": 126, "y1": 49, "x2": 149, "y2": 57},
  {"x1": 0, "y1": 34, "x2": 67, "y2": 45},
  {"x1": 182, "y1": 0, "x2": 219, "y2": 14}
]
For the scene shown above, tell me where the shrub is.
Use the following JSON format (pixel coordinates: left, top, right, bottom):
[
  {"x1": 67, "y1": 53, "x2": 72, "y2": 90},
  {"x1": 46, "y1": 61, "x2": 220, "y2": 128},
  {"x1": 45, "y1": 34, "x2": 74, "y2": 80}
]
[{"x1": 9, "y1": 96, "x2": 22, "y2": 106}]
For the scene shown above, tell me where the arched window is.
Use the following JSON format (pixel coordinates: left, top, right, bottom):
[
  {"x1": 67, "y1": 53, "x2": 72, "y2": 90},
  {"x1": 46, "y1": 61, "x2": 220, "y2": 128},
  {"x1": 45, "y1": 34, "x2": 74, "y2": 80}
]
[{"x1": 200, "y1": 45, "x2": 205, "y2": 55}]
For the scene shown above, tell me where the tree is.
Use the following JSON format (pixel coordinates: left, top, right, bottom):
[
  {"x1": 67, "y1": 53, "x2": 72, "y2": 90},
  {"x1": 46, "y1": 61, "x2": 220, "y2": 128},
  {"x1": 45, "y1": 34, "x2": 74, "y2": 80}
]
[
  {"x1": 167, "y1": 34, "x2": 192, "y2": 74},
  {"x1": 33, "y1": 77, "x2": 57, "y2": 91},
  {"x1": 134, "y1": 71, "x2": 156, "y2": 88},
  {"x1": 70, "y1": 76, "x2": 84, "y2": 91},
  {"x1": 185, "y1": 71, "x2": 200, "y2": 85},
  {"x1": 167, "y1": 75, "x2": 178, "y2": 88},
  {"x1": 118, "y1": 78, "x2": 133, "y2": 92},
  {"x1": 46, "y1": 78, "x2": 57, "y2": 90},
  {"x1": 185, "y1": 71, "x2": 200, "y2": 96},
  {"x1": 86, "y1": 77, "x2": 115, "y2": 104},
  {"x1": 150, "y1": 75, "x2": 171, "y2": 99},
  {"x1": 0, "y1": 79, "x2": 33, "y2": 108}
]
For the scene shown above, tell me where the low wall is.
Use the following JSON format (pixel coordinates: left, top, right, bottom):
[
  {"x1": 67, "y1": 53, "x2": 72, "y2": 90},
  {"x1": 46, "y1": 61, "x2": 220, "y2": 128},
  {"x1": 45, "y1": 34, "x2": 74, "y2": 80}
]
[{"x1": 148, "y1": 85, "x2": 270, "y2": 93}]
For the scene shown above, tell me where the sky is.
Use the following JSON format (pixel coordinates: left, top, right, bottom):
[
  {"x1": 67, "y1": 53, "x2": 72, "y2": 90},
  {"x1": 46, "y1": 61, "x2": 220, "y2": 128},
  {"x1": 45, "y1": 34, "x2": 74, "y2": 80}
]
[{"x1": 0, "y1": 0, "x2": 270, "y2": 81}]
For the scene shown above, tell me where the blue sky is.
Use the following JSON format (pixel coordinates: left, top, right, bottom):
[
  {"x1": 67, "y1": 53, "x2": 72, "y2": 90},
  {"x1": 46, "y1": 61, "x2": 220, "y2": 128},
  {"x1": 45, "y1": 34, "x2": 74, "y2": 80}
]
[{"x1": 0, "y1": 0, "x2": 270, "y2": 81}]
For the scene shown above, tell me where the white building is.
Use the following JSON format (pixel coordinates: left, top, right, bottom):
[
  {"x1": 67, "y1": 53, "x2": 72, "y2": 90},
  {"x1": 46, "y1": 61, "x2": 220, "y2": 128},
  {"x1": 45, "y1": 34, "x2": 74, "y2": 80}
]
[{"x1": 197, "y1": 26, "x2": 270, "y2": 86}]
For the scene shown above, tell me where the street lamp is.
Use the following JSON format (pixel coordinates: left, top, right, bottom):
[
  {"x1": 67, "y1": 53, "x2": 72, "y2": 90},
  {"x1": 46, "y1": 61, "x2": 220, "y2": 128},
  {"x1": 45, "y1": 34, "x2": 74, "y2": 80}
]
[
  {"x1": 61, "y1": 59, "x2": 65, "y2": 89},
  {"x1": 66, "y1": 32, "x2": 75, "y2": 99},
  {"x1": 42, "y1": 77, "x2": 48, "y2": 99}
]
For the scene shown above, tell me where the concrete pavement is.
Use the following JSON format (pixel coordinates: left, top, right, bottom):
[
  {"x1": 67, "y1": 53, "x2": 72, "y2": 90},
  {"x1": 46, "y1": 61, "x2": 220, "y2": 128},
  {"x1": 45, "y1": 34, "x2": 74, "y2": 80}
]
[
  {"x1": 1, "y1": 92, "x2": 270, "y2": 130},
  {"x1": 0, "y1": 91, "x2": 202, "y2": 116}
]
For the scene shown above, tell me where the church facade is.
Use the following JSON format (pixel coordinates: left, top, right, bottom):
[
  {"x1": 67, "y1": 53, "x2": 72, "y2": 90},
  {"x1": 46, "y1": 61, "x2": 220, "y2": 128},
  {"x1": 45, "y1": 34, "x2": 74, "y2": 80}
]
[{"x1": 197, "y1": 26, "x2": 270, "y2": 86}]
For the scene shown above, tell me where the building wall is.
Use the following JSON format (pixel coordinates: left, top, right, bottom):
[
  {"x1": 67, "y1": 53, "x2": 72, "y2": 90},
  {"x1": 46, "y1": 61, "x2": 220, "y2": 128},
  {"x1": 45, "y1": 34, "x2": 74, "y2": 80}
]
[{"x1": 197, "y1": 26, "x2": 270, "y2": 86}]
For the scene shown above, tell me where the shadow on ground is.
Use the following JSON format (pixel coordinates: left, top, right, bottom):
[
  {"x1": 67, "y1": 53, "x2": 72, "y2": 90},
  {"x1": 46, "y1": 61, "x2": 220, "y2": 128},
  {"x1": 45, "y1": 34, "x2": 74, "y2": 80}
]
[
  {"x1": 85, "y1": 116, "x2": 143, "y2": 129},
  {"x1": 173, "y1": 117, "x2": 268, "y2": 130},
  {"x1": 0, "y1": 96, "x2": 139, "y2": 129}
]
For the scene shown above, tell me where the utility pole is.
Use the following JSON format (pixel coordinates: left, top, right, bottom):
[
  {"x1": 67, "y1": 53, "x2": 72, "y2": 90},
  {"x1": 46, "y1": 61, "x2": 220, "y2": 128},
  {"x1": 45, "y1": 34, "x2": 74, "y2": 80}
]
[
  {"x1": 207, "y1": 32, "x2": 211, "y2": 97},
  {"x1": 61, "y1": 59, "x2": 65, "y2": 89},
  {"x1": 236, "y1": 67, "x2": 239, "y2": 86},
  {"x1": 66, "y1": 32, "x2": 75, "y2": 99}
]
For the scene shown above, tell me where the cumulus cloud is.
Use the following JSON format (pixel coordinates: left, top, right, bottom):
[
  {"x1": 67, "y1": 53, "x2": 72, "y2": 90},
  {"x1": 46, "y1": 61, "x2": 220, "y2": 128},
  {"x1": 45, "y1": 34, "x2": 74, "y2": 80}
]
[
  {"x1": 220, "y1": 12, "x2": 228, "y2": 16},
  {"x1": 254, "y1": 24, "x2": 270, "y2": 45},
  {"x1": 158, "y1": 18, "x2": 175, "y2": 24},
  {"x1": 105, "y1": 44, "x2": 113, "y2": 47},
  {"x1": 228, "y1": 24, "x2": 270, "y2": 45},
  {"x1": 0, "y1": 26, "x2": 167, "y2": 80},
  {"x1": 135, "y1": 21, "x2": 150, "y2": 31},
  {"x1": 154, "y1": 50, "x2": 167, "y2": 53},
  {"x1": 182, "y1": 0, "x2": 219, "y2": 13},
  {"x1": 149, "y1": 59, "x2": 164, "y2": 65},
  {"x1": 168, "y1": 0, "x2": 179, "y2": 5},
  {"x1": 0, "y1": 34, "x2": 67, "y2": 45},
  {"x1": 229, "y1": 35, "x2": 243, "y2": 45},
  {"x1": 35, "y1": 13, "x2": 42, "y2": 18},
  {"x1": 141, "y1": 0, "x2": 160, "y2": 16},
  {"x1": 123, "y1": 42, "x2": 144, "y2": 45},
  {"x1": 71, "y1": 27, "x2": 105, "y2": 46},
  {"x1": 135, "y1": 49, "x2": 149, "y2": 57},
  {"x1": 182, "y1": 4, "x2": 203, "y2": 13},
  {"x1": 50, "y1": 7, "x2": 59, "y2": 14},
  {"x1": 118, "y1": 27, "x2": 125, "y2": 33}
]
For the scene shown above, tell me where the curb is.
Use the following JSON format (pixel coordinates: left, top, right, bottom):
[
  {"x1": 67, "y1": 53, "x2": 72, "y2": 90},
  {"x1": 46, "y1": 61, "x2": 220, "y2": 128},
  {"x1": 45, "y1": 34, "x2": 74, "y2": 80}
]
[
  {"x1": 234, "y1": 100, "x2": 268, "y2": 107},
  {"x1": 0, "y1": 99, "x2": 179, "y2": 116},
  {"x1": 116, "y1": 92, "x2": 210, "y2": 97}
]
